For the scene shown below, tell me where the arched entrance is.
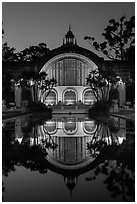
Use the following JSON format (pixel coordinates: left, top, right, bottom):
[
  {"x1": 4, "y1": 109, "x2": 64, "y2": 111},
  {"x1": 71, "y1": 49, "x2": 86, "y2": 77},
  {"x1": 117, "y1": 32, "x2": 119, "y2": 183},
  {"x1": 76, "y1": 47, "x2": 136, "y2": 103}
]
[
  {"x1": 63, "y1": 89, "x2": 77, "y2": 105},
  {"x1": 43, "y1": 90, "x2": 57, "y2": 105},
  {"x1": 83, "y1": 89, "x2": 96, "y2": 105}
]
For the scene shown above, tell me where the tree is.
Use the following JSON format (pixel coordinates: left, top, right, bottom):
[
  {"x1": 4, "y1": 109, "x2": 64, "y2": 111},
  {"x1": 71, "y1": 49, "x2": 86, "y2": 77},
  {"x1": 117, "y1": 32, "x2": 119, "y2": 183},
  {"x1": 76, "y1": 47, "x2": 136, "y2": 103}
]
[
  {"x1": 12, "y1": 71, "x2": 57, "y2": 104},
  {"x1": 17, "y1": 43, "x2": 49, "y2": 62},
  {"x1": 2, "y1": 117, "x2": 58, "y2": 178},
  {"x1": 2, "y1": 43, "x2": 18, "y2": 61},
  {"x1": 86, "y1": 120, "x2": 135, "y2": 201},
  {"x1": 86, "y1": 69, "x2": 121, "y2": 103},
  {"x1": 84, "y1": 16, "x2": 135, "y2": 60},
  {"x1": 2, "y1": 42, "x2": 49, "y2": 62}
]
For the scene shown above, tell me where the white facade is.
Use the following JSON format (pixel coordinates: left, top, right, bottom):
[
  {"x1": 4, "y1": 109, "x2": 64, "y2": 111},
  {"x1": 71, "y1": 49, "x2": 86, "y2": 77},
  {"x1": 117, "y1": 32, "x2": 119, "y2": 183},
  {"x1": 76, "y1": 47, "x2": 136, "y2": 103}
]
[{"x1": 40, "y1": 52, "x2": 98, "y2": 105}]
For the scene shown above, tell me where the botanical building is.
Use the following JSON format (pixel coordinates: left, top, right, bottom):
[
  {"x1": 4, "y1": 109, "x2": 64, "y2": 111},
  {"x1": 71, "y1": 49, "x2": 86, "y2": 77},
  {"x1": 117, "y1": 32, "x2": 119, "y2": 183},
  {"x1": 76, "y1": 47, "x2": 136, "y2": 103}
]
[
  {"x1": 40, "y1": 26, "x2": 102, "y2": 105},
  {"x1": 39, "y1": 26, "x2": 129, "y2": 106},
  {"x1": 3, "y1": 26, "x2": 134, "y2": 106}
]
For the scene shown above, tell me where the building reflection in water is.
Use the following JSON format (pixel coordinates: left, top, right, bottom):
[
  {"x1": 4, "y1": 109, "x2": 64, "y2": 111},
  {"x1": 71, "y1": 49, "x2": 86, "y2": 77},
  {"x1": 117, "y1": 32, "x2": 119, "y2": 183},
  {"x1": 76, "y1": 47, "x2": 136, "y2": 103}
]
[
  {"x1": 12, "y1": 115, "x2": 127, "y2": 194},
  {"x1": 14, "y1": 116, "x2": 126, "y2": 169}
]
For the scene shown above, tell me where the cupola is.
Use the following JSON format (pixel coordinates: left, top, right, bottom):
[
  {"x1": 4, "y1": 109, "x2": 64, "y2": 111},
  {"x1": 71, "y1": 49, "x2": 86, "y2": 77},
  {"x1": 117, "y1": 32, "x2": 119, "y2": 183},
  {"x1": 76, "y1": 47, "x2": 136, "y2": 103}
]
[{"x1": 63, "y1": 25, "x2": 77, "y2": 45}]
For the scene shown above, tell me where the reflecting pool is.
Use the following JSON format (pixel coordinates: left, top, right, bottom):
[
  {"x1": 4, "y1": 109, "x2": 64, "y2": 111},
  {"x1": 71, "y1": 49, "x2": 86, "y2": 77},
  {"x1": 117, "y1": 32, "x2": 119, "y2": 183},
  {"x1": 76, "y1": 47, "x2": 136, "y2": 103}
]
[{"x1": 2, "y1": 114, "x2": 135, "y2": 202}]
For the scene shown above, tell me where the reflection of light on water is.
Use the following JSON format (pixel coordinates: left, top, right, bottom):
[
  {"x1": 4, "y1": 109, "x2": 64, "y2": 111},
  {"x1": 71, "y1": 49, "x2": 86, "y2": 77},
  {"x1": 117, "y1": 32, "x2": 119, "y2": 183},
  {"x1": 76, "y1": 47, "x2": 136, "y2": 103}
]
[
  {"x1": 103, "y1": 136, "x2": 126, "y2": 145},
  {"x1": 2, "y1": 115, "x2": 134, "y2": 202},
  {"x1": 64, "y1": 121, "x2": 77, "y2": 133},
  {"x1": 44, "y1": 121, "x2": 57, "y2": 134},
  {"x1": 12, "y1": 115, "x2": 127, "y2": 170},
  {"x1": 46, "y1": 135, "x2": 94, "y2": 170},
  {"x1": 83, "y1": 120, "x2": 97, "y2": 134}
]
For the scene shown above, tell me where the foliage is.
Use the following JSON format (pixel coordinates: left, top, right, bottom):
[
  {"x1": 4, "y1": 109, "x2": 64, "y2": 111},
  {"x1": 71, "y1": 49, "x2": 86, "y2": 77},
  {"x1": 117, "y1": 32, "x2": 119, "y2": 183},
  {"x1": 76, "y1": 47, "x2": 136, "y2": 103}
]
[
  {"x1": 17, "y1": 43, "x2": 49, "y2": 61},
  {"x1": 86, "y1": 69, "x2": 121, "y2": 103},
  {"x1": 86, "y1": 120, "x2": 121, "y2": 158},
  {"x1": 2, "y1": 118, "x2": 58, "y2": 177},
  {"x1": 84, "y1": 16, "x2": 135, "y2": 60},
  {"x1": 2, "y1": 42, "x2": 49, "y2": 62},
  {"x1": 12, "y1": 71, "x2": 57, "y2": 104},
  {"x1": 86, "y1": 121, "x2": 135, "y2": 201},
  {"x1": 38, "y1": 72, "x2": 57, "y2": 98},
  {"x1": 86, "y1": 160, "x2": 134, "y2": 201},
  {"x1": 2, "y1": 43, "x2": 18, "y2": 61},
  {"x1": 2, "y1": 36, "x2": 56, "y2": 105}
]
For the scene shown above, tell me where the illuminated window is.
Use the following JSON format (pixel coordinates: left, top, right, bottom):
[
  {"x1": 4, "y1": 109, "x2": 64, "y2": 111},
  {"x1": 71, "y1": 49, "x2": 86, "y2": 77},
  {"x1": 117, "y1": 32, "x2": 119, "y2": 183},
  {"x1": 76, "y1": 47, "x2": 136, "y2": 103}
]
[
  {"x1": 64, "y1": 90, "x2": 77, "y2": 105},
  {"x1": 44, "y1": 90, "x2": 57, "y2": 105},
  {"x1": 83, "y1": 90, "x2": 96, "y2": 105},
  {"x1": 49, "y1": 58, "x2": 90, "y2": 86},
  {"x1": 64, "y1": 120, "x2": 77, "y2": 134}
]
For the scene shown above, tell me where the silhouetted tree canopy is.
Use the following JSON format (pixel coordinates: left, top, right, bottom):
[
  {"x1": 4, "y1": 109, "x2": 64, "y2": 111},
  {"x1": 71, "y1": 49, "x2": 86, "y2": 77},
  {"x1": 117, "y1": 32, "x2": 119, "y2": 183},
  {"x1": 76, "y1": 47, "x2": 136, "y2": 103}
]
[
  {"x1": 17, "y1": 43, "x2": 49, "y2": 61},
  {"x1": 86, "y1": 69, "x2": 121, "y2": 103},
  {"x1": 2, "y1": 43, "x2": 18, "y2": 61},
  {"x1": 2, "y1": 118, "x2": 58, "y2": 177},
  {"x1": 84, "y1": 16, "x2": 135, "y2": 60},
  {"x1": 11, "y1": 71, "x2": 57, "y2": 103},
  {"x1": 2, "y1": 42, "x2": 49, "y2": 62}
]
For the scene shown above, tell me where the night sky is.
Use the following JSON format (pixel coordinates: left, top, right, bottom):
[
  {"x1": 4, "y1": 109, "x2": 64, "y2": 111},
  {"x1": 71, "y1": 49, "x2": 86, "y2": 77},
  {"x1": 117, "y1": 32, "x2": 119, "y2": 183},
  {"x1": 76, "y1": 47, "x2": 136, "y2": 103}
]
[{"x1": 2, "y1": 2, "x2": 135, "y2": 58}]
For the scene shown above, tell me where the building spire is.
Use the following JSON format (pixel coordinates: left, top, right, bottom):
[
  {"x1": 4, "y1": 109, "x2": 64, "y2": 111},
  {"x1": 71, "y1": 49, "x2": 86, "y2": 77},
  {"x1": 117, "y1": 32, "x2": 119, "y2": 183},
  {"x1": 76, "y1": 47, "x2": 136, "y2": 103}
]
[{"x1": 69, "y1": 24, "x2": 71, "y2": 31}]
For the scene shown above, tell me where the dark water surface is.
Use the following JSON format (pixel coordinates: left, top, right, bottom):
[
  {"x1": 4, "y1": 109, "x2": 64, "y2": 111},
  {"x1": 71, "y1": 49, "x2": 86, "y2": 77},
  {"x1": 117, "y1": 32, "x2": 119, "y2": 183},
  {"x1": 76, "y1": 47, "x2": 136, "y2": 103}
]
[{"x1": 2, "y1": 114, "x2": 135, "y2": 202}]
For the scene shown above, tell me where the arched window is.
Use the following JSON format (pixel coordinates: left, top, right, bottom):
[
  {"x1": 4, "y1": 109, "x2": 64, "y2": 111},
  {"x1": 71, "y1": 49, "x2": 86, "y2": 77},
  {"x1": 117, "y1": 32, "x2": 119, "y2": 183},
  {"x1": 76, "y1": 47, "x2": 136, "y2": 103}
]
[
  {"x1": 44, "y1": 90, "x2": 57, "y2": 105},
  {"x1": 83, "y1": 90, "x2": 96, "y2": 105},
  {"x1": 64, "y1": 90, "x2": 77, "y2": 105}
]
